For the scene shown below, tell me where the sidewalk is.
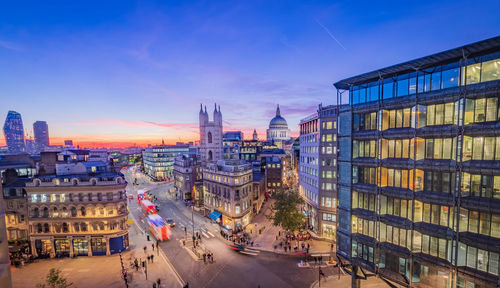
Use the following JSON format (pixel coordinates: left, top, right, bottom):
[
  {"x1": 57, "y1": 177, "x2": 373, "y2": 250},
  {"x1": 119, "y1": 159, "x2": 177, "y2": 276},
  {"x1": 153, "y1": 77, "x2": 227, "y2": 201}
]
[
  {"x1": 244, "y1": 199, "x2": 334, "y2": 255},
  {"x1": 310, "y1": 274, "x2": 389, "y2": 288}
]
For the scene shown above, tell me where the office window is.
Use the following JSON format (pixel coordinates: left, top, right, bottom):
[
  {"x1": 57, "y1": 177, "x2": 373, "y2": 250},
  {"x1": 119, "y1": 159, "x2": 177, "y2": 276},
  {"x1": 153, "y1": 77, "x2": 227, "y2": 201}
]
[
  {"x1": 467, "y1": 246, "x2": 478, "y2": 269},
  {"x1": 442, "y1": 68, "x2": 459, "y2": 89},
  {"x1": 481, "y1": 59, "x2": 500, "y2": 82},
  {"x1": 383, "y1": 80, "x2": 394, "y2": 99}
]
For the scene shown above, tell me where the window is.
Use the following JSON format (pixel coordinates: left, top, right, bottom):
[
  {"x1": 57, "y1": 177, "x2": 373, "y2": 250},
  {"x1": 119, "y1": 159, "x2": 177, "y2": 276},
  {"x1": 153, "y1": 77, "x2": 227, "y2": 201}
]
[
  {"x1": 465, "y1": 97, "x2": 500, "y2": 125},
  {"x1": 31, "y1": 194, "x2": 38, "y2": 203},
  {"x1": 481, "y1": 59, "x2": 500, "y2": 82}
]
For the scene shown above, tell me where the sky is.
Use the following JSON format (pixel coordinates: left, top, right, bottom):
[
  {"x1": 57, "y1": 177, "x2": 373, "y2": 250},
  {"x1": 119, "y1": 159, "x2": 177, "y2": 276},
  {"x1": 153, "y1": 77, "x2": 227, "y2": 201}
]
[{"x1": 1, "y1": 0, "x2": 499, "y2": 148}]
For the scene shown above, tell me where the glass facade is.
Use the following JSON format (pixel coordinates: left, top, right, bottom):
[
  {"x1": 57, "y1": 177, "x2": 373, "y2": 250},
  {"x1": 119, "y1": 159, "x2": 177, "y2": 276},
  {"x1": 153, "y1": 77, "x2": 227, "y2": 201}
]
[
  {"x1": 350, "y1": 52, "x2": 500, "y2": 105},
  {"x1": 3, "y1": 110, "x2": 25, "y2": 153},
  {"x1": 337, "y1": 41, "x2": 500, "y2": 287}
]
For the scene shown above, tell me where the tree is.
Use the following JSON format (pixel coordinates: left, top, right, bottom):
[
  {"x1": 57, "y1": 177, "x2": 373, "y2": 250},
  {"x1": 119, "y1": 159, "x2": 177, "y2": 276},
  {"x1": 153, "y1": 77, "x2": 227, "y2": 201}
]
[
  {"x1": 36, "y1": 268, "x2": 73, "y2": 288},
  {"x1": 268, "y1": 187, "x2": 305, "y2": 232}
]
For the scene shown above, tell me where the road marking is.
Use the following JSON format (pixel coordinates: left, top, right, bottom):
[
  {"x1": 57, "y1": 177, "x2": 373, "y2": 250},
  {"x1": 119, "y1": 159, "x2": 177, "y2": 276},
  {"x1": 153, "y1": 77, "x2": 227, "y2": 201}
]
[
  {"x1": 202, "y1": 232, "x2": 210, "y2": 238},
  {"x1": 206, "y1": 231, "x2": 215, "y2": 237}
]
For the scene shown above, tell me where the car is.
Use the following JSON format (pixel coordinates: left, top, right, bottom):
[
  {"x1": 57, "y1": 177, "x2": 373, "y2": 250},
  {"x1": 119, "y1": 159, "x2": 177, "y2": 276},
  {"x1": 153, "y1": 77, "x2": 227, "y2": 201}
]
[
  {"x1": 127, "y1": 194, "x2": 134, "y2": 199},
  {"x1": 166, "y1": 218, "x2": 176, "y2": 227}
]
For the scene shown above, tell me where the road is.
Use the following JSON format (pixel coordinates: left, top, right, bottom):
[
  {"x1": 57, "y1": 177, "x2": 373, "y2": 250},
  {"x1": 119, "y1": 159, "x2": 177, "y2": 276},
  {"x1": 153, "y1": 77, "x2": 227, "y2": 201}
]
[{"x1": 123, "y1": 167, "x2": 327, "y2": 288}]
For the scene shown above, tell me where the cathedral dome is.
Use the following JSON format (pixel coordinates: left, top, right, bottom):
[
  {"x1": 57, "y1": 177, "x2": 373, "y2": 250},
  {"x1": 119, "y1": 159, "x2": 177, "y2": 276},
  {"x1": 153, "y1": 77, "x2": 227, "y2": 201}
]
[{"x1": 268, "y1": 105, "x2": 288, "y2": 128}]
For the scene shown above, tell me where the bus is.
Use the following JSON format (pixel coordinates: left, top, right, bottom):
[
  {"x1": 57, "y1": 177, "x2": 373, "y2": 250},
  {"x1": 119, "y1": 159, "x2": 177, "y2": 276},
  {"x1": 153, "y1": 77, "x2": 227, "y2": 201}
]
[
  {"x1": 140, "y1": 200, "x2": 157, "y2": 216},
  {"x1": 147, "y1": 214, "x2": 172, "y2": 241}
]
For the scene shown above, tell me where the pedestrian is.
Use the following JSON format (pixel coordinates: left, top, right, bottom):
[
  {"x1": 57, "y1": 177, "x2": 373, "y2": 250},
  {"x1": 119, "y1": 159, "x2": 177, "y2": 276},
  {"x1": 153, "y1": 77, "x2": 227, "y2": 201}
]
[
  {"x1": 157, "y1": 278, "x2": 161, "y2": 288},
  {"x1": 143, "y1": 246, "x2": 147, "y2": 253},
  {"x1": 289, "y1": 245, "x2": 292, "y2": 252},
  {"x1": 276, "y1": 235, "x2": 278, "y2": 241},
  {"x1": 147, "y1": 255, "x2": 150, "y2": 263},
  {"x1": 330, "y1": 243, "x2": 334, "y2": 250},
  {"x1": 142, "y1": 260, "x2": 146, "y2": 268},
  {"x1": 203, "y1": 253, "x2": 206, "y2": 263},
  {"x1": 284, "y1": 246, "x2": 287, "y2": 252},
  {"x1": 134, "y1": 258, "x2": 139, "y2": 271},
  {"x1": 153, "y1": 283, "x2": 157, "y2": 288},
  {"x1": 278, "y1": 231, "x2": 281, "y2": 236},
  {"x1": 151, "y1": 254, "x2": 154, "y2": 263},
  {"x1": 152, "y1": 243, "x2": 155, "y2": 251},
  {"x1": 210, "y1": 253, "x2": 214, "y2": 263},
  {"x1": 301, "y1": 243, "x2": 305, "y2": 250},
  {"x1": 307, "y1": 243, "x2": 310, "y2": 250}
]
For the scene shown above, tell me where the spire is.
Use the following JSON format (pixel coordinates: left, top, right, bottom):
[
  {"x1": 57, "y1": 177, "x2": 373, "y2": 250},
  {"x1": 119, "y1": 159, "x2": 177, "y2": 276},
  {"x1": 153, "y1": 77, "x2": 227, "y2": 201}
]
[
  {"x1": 218, "y1": 105, "x2": 221, "y2": 113},
  {"x1": 214, "y1": 103, "x2": 217, "y2": 112},
  {"x1": 200, "y1": 103, "x2": 203, "y2": 113},
  {"x1": 276, "y1": 104, "x2": 281, "y2": 116},
  {"x1": 204, "y1": 105, "x2": 207, "y2": 113}
]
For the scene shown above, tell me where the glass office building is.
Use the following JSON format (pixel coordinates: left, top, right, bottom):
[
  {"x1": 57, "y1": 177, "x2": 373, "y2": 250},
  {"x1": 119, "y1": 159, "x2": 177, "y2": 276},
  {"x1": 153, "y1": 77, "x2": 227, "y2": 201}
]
[
  {"x1": 3, "y1": 111, "x2": 25, "y2": 153},
  {"x1": 335, "y1": 36, "x2": 500, "y2": 287}
]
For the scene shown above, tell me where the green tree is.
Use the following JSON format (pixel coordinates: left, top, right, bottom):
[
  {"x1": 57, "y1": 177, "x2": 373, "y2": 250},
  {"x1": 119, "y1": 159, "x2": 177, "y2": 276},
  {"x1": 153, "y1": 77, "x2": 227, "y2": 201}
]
[
  {"x1": 268, "y1": 187, "x2": 305, "y2": 232},
  {"x1": 37, "y1": 268, "x2": 73, "y2": 288}
]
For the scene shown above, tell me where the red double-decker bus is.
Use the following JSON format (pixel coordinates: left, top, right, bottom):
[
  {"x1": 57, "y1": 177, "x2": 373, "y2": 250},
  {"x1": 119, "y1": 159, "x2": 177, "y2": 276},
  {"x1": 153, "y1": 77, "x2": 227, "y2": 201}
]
[
  {"x1": 140, "y1": 200, "x2": 157, "y2": 216},
  {"x1": 147, "y1": 214, "x2": 171, "y2": 241}
]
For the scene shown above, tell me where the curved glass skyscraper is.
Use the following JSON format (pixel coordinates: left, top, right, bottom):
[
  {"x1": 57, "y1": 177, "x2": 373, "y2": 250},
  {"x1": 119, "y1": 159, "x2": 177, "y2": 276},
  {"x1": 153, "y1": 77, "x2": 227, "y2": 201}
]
[{"x1": 3, "y1": 110, "x2": 25, "y2": 153}]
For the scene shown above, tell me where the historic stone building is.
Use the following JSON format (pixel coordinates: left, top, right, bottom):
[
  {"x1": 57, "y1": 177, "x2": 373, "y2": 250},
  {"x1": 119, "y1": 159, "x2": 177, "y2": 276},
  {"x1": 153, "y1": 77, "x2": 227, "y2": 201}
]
[
  {"x1": 266, "y1": 105, "x2": 291, "y2": 146},
  {"x1": 203, "y1": 160, "x2": 253, "y2": 232},
  {"x1": 199, "y1": 104, "x2": 223, "y2": 164},
  {"x1": 26, "y1": 171, "x2": 128, "y2": 257}
]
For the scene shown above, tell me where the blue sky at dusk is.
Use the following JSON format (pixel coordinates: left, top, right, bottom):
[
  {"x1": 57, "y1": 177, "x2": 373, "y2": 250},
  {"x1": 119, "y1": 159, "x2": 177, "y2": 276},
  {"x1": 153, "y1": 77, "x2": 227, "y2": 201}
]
[{"x1": 1, "y1": 0, "x2": 499, "y2": 147}]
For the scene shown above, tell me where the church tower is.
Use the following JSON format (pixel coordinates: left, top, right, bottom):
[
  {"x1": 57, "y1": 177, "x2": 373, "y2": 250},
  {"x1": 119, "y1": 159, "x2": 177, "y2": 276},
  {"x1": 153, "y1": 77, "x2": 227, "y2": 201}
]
[
  {"x1": 252, "y1": 129, "x2": 258, "y2": 141},
  {"x1": 199, "y1": 103, "x2": 223, "y2": 164}
]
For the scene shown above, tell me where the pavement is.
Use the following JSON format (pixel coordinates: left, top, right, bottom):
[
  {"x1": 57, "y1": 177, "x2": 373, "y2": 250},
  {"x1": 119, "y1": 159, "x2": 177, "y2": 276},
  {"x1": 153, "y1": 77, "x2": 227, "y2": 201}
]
[
  {"x1": 244, "y1": 199, "x2": 335, "y2": 255},
  {"x1": 310, "y1": 274, "x2": 389, "y2": 288}
]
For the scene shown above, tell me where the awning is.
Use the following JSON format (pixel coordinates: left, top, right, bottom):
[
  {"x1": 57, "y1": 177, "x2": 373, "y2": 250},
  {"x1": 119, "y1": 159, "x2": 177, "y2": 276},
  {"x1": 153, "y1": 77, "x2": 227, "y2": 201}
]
[{"x1": 208, "y1": 210, "x2": 222, "y2": 221}]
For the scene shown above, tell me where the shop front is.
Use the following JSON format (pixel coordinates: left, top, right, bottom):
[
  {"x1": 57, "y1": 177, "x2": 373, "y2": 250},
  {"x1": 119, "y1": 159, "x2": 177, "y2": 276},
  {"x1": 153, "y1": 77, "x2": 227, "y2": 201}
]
[
  {"x1": 91, "y1": 237, "x2": 107, "y2": 256},
  {"x1": 321, "y1": 223, "x2": 336, "y2": 240},
  {"x1": 222, "y1": 215, "x2": 233, "y2": 231},
  {"x1": 35, "y1": 239, "x2": 53, "y2": 258},
  {"x1": 54, "y1": 239, "x2": 70, "y2": 257},
  {"x1": 73, "y1": 238, "x2": 89, "y2": 256}
]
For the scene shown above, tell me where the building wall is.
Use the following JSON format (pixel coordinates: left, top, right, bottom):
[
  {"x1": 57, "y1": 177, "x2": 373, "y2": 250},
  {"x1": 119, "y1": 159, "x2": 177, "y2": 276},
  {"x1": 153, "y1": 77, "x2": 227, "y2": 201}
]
[
  {"x1": 203, "y1": 162, "x2": 253, "y2": 231},
  {"x1": 335, "y1": 42, "x2": 500, "y2": 287},
  {"x1": 199, "y1": 105, "x2": 223, "y2": 164},
  {"x1": 25, "y1": 175, "x2": 129, "y2": 257},
  {"x1": 0, "y1": 180, "x2": 13, "y2": 288}
]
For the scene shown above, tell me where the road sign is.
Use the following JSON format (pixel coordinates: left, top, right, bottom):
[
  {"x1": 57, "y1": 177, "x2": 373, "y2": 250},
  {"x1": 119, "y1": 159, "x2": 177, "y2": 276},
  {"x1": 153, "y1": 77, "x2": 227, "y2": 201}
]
[{"x1": 126, "y1": 220, "x2": 134, "y2": 225}]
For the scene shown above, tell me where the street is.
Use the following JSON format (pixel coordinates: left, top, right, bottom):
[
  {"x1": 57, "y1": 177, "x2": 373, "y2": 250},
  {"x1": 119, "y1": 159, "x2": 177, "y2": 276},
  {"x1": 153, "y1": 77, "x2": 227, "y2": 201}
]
[{"x1": 124, "y1": 168, "x2": 327, "y2": 288}]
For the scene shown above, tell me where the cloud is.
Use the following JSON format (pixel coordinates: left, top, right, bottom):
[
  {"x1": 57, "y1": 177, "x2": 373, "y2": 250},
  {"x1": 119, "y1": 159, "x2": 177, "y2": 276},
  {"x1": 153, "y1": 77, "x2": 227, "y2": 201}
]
[{"x1": 0, "y1": 40, "x2": 23, "y2": 51}]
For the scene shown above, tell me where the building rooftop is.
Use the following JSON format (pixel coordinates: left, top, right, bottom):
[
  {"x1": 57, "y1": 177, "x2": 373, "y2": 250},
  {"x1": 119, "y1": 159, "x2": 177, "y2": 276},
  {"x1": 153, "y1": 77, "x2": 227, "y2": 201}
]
[{"x1": 334, "y1": 35, "x2": 500, "y2": 90}]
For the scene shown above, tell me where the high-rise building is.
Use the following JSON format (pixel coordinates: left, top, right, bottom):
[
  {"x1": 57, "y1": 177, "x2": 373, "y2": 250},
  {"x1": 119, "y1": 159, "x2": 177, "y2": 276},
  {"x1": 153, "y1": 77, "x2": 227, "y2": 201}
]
[
  {"x1": 299, "y1": 104, "x2": 339, "y2": 240},
  {"x1": 199, "y1": 104, "x2": 223, "y2": 163},
  {"x1": 3, "y1": 111, "x2": 25, "y2": 153},
  {"x1": 334, "y1": 36, "x2": 500, "y2": 288},
  {"x1": 33, "y1": 121, "x2": 49, "y2": 151}
]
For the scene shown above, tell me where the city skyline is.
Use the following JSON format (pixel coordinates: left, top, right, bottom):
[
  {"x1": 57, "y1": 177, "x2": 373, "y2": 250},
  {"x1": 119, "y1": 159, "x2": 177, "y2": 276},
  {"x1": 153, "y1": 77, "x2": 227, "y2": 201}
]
[{"x1": 1, "y1": 1, "x2": 500, "y2": 148}]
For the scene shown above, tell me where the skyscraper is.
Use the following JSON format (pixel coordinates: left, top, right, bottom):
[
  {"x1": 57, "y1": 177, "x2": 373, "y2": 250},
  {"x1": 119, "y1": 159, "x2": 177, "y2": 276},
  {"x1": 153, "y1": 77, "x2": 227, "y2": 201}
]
[
  {"x1": 33, "y1": 121, "x2": 49, "y2": 151},
  {"x1": 3, "y1": 111, "x2": 25, "y2": 153}
]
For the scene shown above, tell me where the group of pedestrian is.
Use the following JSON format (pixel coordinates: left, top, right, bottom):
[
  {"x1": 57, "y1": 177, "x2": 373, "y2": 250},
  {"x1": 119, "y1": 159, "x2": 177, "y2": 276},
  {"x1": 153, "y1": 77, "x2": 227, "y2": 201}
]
[
  {"x1": 277, "y1": 231, "x2": 311, "y2": 253},
  {"x1": 202, "y1": 252, "x2": 214, "y2": 263}
]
